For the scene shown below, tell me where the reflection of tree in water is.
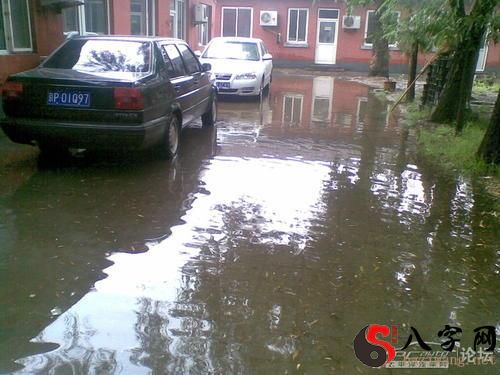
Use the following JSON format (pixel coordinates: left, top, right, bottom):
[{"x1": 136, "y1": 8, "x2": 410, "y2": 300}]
[
  {"x1": 17, "y1": 314, "x2": 117, "y2": 374},
  {"x1": 129, "y1": 294, "x2": 214, "y2": 374},
  {"x1": 130, "y1": 298, "x2": 173, "y2": 373}
]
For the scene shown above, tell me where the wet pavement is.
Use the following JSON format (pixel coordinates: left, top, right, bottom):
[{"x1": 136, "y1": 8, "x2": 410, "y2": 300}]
[{"x1": 0, "y1": 71, "x2": 498, "y2": 374}]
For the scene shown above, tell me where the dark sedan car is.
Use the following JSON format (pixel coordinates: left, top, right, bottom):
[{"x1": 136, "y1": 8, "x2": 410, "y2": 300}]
[{"x1": 0, "y1": 36, "x2": 217, "y2": 159}]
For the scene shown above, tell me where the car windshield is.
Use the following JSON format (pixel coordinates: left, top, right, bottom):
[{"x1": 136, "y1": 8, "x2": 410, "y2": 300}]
[
  {"x1": 43, "y1": 39, "x2": 152, "y2": 73},
  {"x1": 202, "y1": 40, "x2": 260, "y2": 61}
]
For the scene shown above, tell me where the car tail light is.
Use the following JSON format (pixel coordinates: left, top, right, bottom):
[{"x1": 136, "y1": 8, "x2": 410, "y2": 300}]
[
  {"x1": 2, "y1": 81, "x2": 23, "y2": 99},
  {"x1": 113, "y1": 87, "x2": 144, "y2": 110}
]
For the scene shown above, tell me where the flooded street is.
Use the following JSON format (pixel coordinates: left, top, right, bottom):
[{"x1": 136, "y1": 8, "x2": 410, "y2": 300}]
[{"x1": 0, "y1": 71, "x2": 498, "y2": 374}]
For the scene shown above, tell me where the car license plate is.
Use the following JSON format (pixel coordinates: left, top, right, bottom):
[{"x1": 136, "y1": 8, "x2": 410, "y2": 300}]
[
  {"x1": 47, "y1": 90, "x2": 91, "y2": 107},
  {"x1": 216, "y1": 81, "x2": 230, "y2": 89}
]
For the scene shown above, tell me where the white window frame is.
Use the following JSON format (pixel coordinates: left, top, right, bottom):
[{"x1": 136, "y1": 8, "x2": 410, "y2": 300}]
[
  {"x1": 0, "y1": 0, "x2": 33, "y2": 54},
  {"x1": 282, "y1": 93, "x2": 304, "y2": 127},
  {"x1": 356, "y1": 97, "x2": 368, "y2": 125},
  {"x1": 221, "y1": 7, "x2": 253, "y2": 38},
  {"x1": 363, "y1": 10, "x2": 400, "y2": 48},
  {"x1": 287, "y1": 8, "x2": 309, "y2": 44}
]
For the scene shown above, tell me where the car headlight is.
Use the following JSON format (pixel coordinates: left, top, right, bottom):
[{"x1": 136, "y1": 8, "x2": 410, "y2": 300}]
[{"x1": 234, "y1": 73, "x2": 257, "y2": 80}]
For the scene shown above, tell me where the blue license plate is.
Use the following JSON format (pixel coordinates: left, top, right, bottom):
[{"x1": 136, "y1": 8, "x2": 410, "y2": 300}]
[
  {"x1": 47, "y1": 90, "x2": 91, "y2": 107},
  {"x1": 216, "y1": 81, "x2": 230, "y2": 89}
]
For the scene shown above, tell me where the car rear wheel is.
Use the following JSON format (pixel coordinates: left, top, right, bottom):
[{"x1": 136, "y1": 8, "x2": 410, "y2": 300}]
[
  {"x1": 158, "y1": 115, "x2": 180, "y2": 159},
  {"x1": 201, "y1": 94, "x2": 217, "y2": 128}
]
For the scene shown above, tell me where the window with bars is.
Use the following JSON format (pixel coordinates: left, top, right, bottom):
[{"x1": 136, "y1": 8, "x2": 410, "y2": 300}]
[
  {"x1": 222, "y1": 7, "x2": 252, "y2": 37},
  {"x1": 62, "y1": 0, "x2": 109, "y2": 35},
  {"x1": 287, "y1": 8, "x2": 308, "y2": 43},
  {"x1": 131, "y1": 0, "x2": 155, "y2": 36},
  {"x1": 364, "y1": 10, "x2": 399, "y2": 47},
  {"x1": 0, "y1": 0, "x2": 32, "y2": 53},
  {"x1": 198, "y1": 4, "x2": 211, "y2": 46}
]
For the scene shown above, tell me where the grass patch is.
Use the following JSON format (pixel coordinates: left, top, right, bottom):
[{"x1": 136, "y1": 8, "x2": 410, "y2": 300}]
[
  {"x1": 472, "y1": 78, "x2": 500, "y2": 95},
  {"x1": 417, "y1": 121, "x2": 500, "y2": 177},
  {"x1": 402, "y1": 102, "x2": 431, "y2": 128}
]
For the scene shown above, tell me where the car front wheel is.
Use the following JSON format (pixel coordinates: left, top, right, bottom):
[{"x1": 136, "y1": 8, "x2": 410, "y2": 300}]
[{"x1": 201, "y1": 94, "x2": 217, "y2": 128}]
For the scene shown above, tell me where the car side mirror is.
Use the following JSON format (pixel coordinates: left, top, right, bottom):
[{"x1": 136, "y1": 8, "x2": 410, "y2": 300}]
[
  {"x1": 263, "y1": 53, "x2": 272, "y2": 61},
  {"x1": 194, "y1": 50, "x2": 202, "y2": 57},
  {"x1": 202, "y1": 63, "x2": 212, "y2": 72}
]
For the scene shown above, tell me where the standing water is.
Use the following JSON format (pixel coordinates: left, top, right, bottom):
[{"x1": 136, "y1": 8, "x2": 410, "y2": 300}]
[{"x1": 0, "y1": 71, "x2": 498, "y2": 374}]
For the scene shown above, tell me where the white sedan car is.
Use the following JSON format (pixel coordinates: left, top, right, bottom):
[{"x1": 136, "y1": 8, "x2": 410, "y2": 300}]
[{"x1": 199, "y1": 37, "x2": 273, "y2": 97}]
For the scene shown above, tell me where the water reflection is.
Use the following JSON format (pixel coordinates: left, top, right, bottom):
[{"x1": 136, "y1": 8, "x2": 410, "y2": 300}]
[{"x1": 1, "y1": 72, "x2": 498, "y2": 374}]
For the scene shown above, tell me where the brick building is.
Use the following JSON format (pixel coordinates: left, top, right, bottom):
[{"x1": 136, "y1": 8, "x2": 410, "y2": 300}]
[{"x1": 1, "y1": 0, "x2": 498, "y2": 86}]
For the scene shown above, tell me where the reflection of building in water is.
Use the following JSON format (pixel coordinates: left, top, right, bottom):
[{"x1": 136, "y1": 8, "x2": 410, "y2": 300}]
[
  {"x1": 311, "y1": 77, "x2": 334, "y2": 126},
  {"x1": 282, "y1": 94, "x2": 303, "y2": 127},
  {"x1": 270, "y1": 74, "x2": 370, "y2": 134}
]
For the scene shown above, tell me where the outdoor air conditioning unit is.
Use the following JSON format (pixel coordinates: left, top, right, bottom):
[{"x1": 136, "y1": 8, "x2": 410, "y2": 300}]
[
  {"x1": 41, "y1": 0, "x2": 84, "y2": 9},
  {"x1": 193, "y1": 4, "x2": 208, "y2": 24},
  {"x1": 342, "y1": 15, "x2": 361, "y2": 29},
  {"x1": 260, "y1": 11, "x2": 278, "y2": 26}
]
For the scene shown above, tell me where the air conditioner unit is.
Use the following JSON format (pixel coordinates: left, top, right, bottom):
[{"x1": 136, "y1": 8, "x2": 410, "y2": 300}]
[
  {"x1": 193, "y1": 4, "x2": 208, "y2": 24},
  {"x1": 41, "y1": 0, "x2": 84, "y2": 9},
  {"x1": 342, "y1": 15, "x2": 361, "y2": 29},
  {"x1": 260, "y1": 11, "x2": 278, "y2": 26}
]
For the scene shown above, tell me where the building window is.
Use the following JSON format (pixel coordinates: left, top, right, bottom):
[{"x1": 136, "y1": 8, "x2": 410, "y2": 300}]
[
  {"x1": 364, "y1": 10, "x2": 399, "y2": 47},
  {"x1": 170, "y1": 0, "x2": 185, "y2": 39},
  {"x1": 0, "y1": 0, "x2": 32, "y2": 53},
  {"x1": 221, "y1": 7, "x2": 252, "y2": 37},
  {"x1": 62, "y1": 0, "x2": 109, "y2": 35},
  {"x1": 282, "y1": 94, "x2": 303, "y2": 126},
  {"x1": 131, "y1": 0, "x2": 155, "y2": 36},
  {"x1": 197, "y1": 4, "x2": 211, "y2": 46},
  {"x1": 287, "y1": 8, "x2": 308, "y2": 43}
]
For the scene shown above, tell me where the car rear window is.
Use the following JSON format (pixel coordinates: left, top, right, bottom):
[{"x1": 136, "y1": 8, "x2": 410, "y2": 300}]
[
  {"x1": 202, "y1": 40, "x2": 260, "y2": 61},
  {"x1": 43, "y1": 39, "x2": 152, "y2": 73}
]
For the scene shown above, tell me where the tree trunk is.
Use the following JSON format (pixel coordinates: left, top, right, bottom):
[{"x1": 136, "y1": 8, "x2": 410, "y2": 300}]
[
  {"x1": 477, "y1": 90, "x2": 500, "y2": 165},
  {"x1": 406, "y1": 42, "x2": 418, "y2": 102},
  {"x1": 368, "y1": 1, "x2": 389, "y2": 77},
  {"x1": 431, "y1": 0, "x2": 496, "y2": 124}
]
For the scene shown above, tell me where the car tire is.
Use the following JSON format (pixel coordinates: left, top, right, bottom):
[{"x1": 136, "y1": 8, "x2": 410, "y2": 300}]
[
  {"x1": 254, "y1": 78, "x2": 264, "y2": 101},
  {"x1": 201, "y1": 94, "x2": 217, "y2": 128},
  {"x1": 158, "y1": 115, "x2": 180, "y2": 159}
]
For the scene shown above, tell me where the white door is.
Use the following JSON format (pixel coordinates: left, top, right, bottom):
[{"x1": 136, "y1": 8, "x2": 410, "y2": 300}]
[{"x1": 315, "y1": 9, "x2": 339, "y2": 64}]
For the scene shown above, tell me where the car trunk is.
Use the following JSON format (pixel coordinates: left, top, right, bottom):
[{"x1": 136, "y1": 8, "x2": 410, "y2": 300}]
[{"x1": 3, "y1": 68, "x2": 152, "y2": 124}]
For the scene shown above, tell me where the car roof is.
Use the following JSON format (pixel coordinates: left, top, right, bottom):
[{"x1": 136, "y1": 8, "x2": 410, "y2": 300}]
[
  {"x1": 210, "y1": 37, "x2": 263, "y2": 44},
  {"x1": 68, "y1": 35, "x2": 186, "y2": 44}
]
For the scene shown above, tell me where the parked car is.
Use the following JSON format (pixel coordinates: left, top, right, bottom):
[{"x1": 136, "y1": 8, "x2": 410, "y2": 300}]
[
  {"x1": 0, "y1": 36, "x2": 217, "y2": 159},
  {"x1": 199, "y1": 37, "x2": 272, "y2": 97}
]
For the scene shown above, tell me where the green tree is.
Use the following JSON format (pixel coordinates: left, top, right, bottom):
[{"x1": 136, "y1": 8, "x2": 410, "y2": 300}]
[
  {"x1": 477, "y1": 90, "x2": 500, "y2": 165},
  {"x1": 382, "y1": 0, "x2": 446, "y2": 101},
  {"x1": 346, "y1": 0, "x2": 390, "y2": 77},
  {"x1": 430, "y1": 0, "x2": 499, "y2": 133}
]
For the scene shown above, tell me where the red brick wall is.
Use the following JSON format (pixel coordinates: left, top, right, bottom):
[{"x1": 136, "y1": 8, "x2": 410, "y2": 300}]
[
  {"x1": 213, "y1": 0, "x2": 500, "y2": 70},
  {"x1": 215, "y1": 0, "x2": 412, "y2": 66}
]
